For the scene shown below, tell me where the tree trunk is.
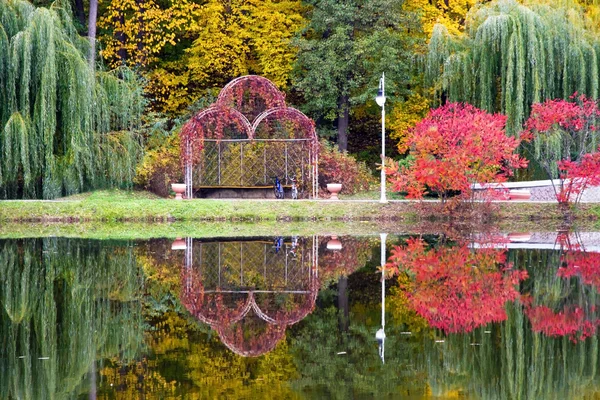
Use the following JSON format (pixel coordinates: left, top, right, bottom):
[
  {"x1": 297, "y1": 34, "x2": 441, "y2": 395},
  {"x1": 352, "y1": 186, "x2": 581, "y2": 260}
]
[
  {"x1": 87, "y1": 0, "x2": 98, "y2": 69},
  {"x1": 337, "y1": 94, "x2": 349, "y2": 152},
  {"x1": 73, "y1": 0, "x2": 86, "y2": 28},
  {"x1": 337, "y1": 276, "x2": 349, "y2": 332},
  {"x1": 136, "y1": 0, "x2": 147, "y2": 66},
  {"x1": 115, "y1": 12, "x2": 128, "y2": 63}
]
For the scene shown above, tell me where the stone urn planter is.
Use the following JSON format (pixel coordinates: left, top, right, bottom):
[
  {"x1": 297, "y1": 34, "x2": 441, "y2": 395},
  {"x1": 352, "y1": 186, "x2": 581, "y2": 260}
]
[
  {"x1": 171, "y1": 238, "x2": 187, "y2": 250},
  {"x1": 171, "y1": 183, "x2": 186, "y2": 200},
  {"x1": 326, "y1": 183, "x2": 342, "y2": 200},
  {"x1": 326, "y1": 236, "x2": 342, "y2": 250}
]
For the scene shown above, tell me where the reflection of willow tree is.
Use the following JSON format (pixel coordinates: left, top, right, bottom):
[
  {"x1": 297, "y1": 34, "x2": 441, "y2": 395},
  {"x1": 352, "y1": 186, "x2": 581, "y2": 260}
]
[
  {"x1": 512, "y1": 245, "x2": 600, "y2": 342},
  {"x1": 0, "y1": 239, "x2": 144, "y2": 399},
  {"x1": 418, "y1": 246, "x2": 600, "y2": 399},
  {"x1": 421, "y1": 303, "x2": 600, "y2": 399}
]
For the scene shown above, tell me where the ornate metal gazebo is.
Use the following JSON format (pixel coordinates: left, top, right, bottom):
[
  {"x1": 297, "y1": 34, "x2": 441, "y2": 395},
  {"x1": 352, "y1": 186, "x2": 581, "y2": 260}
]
[
  {"x1": 180, "y1": 76, "x2": 319, "y2": 198},
  {"x1": 180, "y1": 237, "x2": 320, "y2": 357}
]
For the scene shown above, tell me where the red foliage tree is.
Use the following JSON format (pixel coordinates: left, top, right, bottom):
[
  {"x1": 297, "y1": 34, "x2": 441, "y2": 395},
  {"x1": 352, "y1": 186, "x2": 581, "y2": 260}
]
[
  {"x1": 387, "y1": 103, "x2": 527, "y2": 201},
  {"x1": 555, "y1": 151, "x2": 600, "y2": 206},
  {"x1": 524, "y1": 305, "x2": 599, "y2": 343},
  {"x1": 522, "y1": 94, "x2": 600, "y2": 206},
  {"x1": 387, "y1": 237, "x2": 528, "y2": 333},
  {"x1": 522, "y1": 232, "x2": 600, "y2": 343},
  {"x1": 557, "y1": 250, "x2": 600, "y2": 291}
]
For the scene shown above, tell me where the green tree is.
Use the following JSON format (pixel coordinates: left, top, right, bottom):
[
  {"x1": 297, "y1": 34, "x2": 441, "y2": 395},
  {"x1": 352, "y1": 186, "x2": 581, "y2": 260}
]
[
  {"x1": 293, "y1": 0, "x2": 421, "y2": 151},
  {"x1": 0, "y1": 0, "x2": 144, "y2": 199}
]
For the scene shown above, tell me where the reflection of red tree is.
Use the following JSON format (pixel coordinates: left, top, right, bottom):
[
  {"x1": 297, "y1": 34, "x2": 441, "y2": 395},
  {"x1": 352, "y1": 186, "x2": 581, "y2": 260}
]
[
  {"x1": 522, "y1": 246, "x2": 600, "y2": 342},
  {"x1": 388, "y1": 238, "x2": 527, "y2": 333},
  {"x1": 525, "y1": 305, "x2": 599, "y2": 343},
  {"x1": 557, "y1": 251, "x2": 600, "y2": 291}
]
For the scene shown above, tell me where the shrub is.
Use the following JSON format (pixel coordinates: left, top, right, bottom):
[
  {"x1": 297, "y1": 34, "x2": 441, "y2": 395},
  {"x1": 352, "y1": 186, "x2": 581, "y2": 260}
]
[
  {"x1": 135, "y1": 132, "x2": 182, "y2": 197},
  {"x1": 318, "y1": 140, "x2": 374, "y2": 195}
]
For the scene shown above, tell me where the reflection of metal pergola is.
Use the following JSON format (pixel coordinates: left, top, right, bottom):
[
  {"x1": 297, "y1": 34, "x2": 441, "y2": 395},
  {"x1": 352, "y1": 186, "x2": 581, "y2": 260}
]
[
  {"x1": 181, "y1": 76, "x2": 319, "y2": 198},
  {"x1": 180, "y1": 237, "x2": 320, "y2": 357}
]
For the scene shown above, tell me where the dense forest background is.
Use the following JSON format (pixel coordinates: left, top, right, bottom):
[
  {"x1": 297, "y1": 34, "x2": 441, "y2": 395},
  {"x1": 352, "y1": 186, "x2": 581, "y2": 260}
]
[{"x1": 2, "y1": 0, "x2": 600, "y2": 198}]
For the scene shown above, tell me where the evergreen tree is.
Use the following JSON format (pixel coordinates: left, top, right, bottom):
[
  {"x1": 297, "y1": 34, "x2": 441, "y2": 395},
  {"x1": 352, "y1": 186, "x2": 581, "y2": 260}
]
[{"x1": 293, "y1": 0, "x2": 421, "y2": 151}]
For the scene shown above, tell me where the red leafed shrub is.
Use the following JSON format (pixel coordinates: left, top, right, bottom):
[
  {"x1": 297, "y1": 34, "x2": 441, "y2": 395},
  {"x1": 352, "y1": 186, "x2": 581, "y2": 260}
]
[
  {"x1": 525, "y1": 305, "x2": 599, "y2": 343},
  {"x1": 522, "y1": 94, "x2": 600, "y2": 140},
  {"x1": 318, "y1": 140, "x2": 375, "y2": 195},
  {"x1": 555, "y1": 151, "x2": 600, "y2": 206},
  {"x1": 387, "y1": 103, "x2": 526, "y2": 201},
  {"x1": 387, "y1": 237, "x2": 528, "y2": 334}
]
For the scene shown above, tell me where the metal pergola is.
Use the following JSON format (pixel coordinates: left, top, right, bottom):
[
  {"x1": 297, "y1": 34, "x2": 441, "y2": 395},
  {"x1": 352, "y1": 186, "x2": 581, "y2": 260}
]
[{"x1": 182, "y1": 76, "x2": 319, "y2": 199}]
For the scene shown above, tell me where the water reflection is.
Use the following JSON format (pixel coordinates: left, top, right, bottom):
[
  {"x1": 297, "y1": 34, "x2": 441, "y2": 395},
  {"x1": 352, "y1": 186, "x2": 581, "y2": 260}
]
[
  {"x1": 2, "y1": 233, "x2": 600, "y2": 398},
  {"x1": 180, "y1": 237, "x2": 319, "y2": 357},
  {"x1": 0, "y1": 239, "x2": 143, "y2": 400}
]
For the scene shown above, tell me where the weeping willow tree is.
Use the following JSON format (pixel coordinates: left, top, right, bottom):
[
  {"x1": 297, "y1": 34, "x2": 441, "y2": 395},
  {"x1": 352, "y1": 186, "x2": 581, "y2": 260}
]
[
  {"x1": 0, "y1": 0, "x2": 144, "y2": 199},
  {"x1": 0, "y1": 238, "x2": 144, "y2": 399},
  {"x1": 426, "y1": 0, "x2": 600, "y2": 135}
]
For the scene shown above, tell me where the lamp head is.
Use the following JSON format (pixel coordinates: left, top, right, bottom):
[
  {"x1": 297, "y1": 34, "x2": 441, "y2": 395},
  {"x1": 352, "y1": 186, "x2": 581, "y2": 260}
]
[{"x1": 375, "y1": 78, "x2": 386, "y2": 107}]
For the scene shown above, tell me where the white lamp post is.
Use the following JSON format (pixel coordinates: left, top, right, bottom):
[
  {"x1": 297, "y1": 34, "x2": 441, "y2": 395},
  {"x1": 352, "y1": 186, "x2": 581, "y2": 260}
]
[
  {"x1": 375, "y1": 73, "x2": 387, "y2": 203},
  {"x1": 376, "y1": 233, "x2": 387, "y2": 364}
]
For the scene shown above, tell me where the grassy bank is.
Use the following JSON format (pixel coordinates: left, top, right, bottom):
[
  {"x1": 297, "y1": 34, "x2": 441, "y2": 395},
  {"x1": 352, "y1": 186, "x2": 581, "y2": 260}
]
[{"x1": 0, "y1": 189, "x2": 598, "y2": 224}]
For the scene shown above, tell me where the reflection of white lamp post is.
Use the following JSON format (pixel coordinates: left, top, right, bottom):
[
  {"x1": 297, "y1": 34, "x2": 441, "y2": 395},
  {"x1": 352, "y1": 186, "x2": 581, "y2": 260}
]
[
  {"x1": 376, "y1": 233, "x2": 387, "y2": 363},
  {"x1": 375, "y1": 73, "x2": 387, "y2": 204}
]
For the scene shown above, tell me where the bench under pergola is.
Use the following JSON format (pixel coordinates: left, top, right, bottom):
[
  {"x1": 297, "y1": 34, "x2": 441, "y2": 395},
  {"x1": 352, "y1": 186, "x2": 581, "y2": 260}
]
[{"x1": 180, "y1": 76, "x2": 319, "y2": 198}]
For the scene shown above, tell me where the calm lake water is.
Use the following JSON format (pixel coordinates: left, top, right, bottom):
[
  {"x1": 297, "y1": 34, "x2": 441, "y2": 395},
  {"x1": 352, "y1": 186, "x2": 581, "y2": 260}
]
[{"x1": 1, "y1": 233, "x2": 600, "y2": 399}]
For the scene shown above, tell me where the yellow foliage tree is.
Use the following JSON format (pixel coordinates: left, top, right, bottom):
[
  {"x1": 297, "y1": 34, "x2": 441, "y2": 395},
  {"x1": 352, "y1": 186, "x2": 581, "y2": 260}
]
[
  {"x1": 98, "y1": 0, "x2": 200, "y2": 68},
  {"x1": 389, "y1": 92, "x2": 431, "y2": 153},
  {"x1": 403, "y1": 0, "x2": 477, "y2": 38},
  {"x1": 187, "y1": 0, "x2": 305, "y2": 89}
]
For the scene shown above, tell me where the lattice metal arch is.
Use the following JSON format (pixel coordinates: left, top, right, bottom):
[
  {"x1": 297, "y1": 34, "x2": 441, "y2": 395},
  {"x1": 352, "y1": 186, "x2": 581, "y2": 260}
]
[{"x1": 182, "y1": 76, "x2": 319, "y2": 199}]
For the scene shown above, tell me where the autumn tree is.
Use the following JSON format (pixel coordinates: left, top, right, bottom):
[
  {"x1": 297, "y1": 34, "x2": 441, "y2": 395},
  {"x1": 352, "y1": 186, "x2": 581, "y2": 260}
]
[
  {"x1": 387, "y1": 103, "x2": 527, "y2": 201},
  {"x1": 293, "y1": 0, "x2": 421, "y2": 151},
  {"x1": 522, "y1": 95, "x2": 600, "y2": 173},
  {"x1": 522, "y1": 94, "x2": 600, "y2": 205},
  {"x1": 403, "y1": 0, "x2": 476, "y2": 38},
  {"x1": 388, "y1": 0, "x2": 476, "y2": 149},
  {"x1": 187, "y1": 0, "x2": 305, "y2": 89},
  {"x1": 426, "y1": 0, "x2": 600, "y2": 135},
  {"x1": 98, "y1": 0, "x2": 199, "y2": 68}
]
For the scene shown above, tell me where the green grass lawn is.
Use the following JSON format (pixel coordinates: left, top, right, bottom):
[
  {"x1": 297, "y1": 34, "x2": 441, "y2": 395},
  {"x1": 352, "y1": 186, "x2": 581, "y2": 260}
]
[
  {"x1": 0, "y1": 189, "x2": 408, "y2": 222},
  {"x1": 0, "y1": 189, "x2": 598, "y2": 227}
]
